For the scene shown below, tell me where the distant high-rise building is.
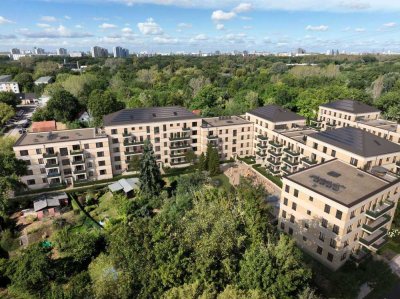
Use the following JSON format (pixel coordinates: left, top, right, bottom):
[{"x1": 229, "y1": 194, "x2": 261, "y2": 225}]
[
  {"x1": 91, "y1": 46, "x2": 108, "y2": 58},
  {"x1": 70, "y1": 51, "x2": 84, "y2": 58},
  {"x1": 57, "y1": 48, "x2": 67, "y2": 56},
  {"x1": 297, "y1": 48, "x2": 306, "y2": 54},
  {"x1": 113, "y1": 46, "x2": 129, "y2": 58},
  {"x1": 34, "y1": 47, "x2": 45, "y2": 55},
  {"x1": 10, "y1": 48, "x2": 20, "y2": 54}
]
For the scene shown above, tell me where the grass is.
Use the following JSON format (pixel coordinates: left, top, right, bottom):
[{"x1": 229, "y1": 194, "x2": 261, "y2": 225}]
[
  {"x1": 89, "y1": 192, "x2": 120, "y2": 222},
  {"x1": 381, "y1": 239, "x2": 400, "y2": 254},
  {"x1": 252, "y1": 164, "x2": 283, "y2": 187},
  {"x1": 237, "y1": 156, "x2": 256, "y2": 165},
  {"x1": 211, "y1": 173, "x2": 232, "y2": 191}
]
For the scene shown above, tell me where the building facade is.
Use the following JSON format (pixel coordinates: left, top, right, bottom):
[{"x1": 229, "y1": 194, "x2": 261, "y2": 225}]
[
  {"x1": 113, "y1": 46, "x2": 129, "y2": 58},
  {"x1": 91, "y1": 46, "x2": 108, "y2": 58},
  {"x1": 0, "y1": 74, "x2": 20, "y2": 93}
]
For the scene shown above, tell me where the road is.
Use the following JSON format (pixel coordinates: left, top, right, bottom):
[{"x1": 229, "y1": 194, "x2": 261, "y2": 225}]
[{"x1": 4, "y1": 105, "x2": 36, "y2": 138}]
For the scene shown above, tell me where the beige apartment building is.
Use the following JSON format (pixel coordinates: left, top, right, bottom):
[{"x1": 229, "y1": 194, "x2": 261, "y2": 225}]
[
  {"x1": 316, "y1": 99, "x2": 400, "y2": 144},
  {"x1": 13, "y1": 128, "x2": 113, "y2": 190},
  {"x1": 279, "y1": 159, "x2": 400, "y2": 270}
]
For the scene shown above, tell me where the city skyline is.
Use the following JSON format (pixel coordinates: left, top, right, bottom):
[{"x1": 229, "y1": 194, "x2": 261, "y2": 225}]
[{"x1": 1, "y1": 1, "x2": 400, "y2": 53}]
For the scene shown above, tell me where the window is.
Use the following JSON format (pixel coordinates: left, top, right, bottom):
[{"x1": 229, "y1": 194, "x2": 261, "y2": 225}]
[
  {"x1": 292, "y1": 202, "x2": 297, "y2": 211},
  {"x1": 341, "y1": 252, "x2": 347, "y2": 261},
  {"x1": 84, "y1": 144, "x2": 89, "y2": 149},
  {"x1": 40, "y1": 168, "x2": 46, "y2": 174},
  {"x1": 290, "y1": 215, "x2": 295, "y2": 223},
  {"x1": 309, "y1": 196, "x2": 313, "y2": 201},
  {"x1": 283, "y1": 197, "x2": 288, "y2": 206},
  {"x1": 113, "y1": 147, "x2": 120, "y2": 153},
  {"x1": 347, "y1": 225, "x2": 352, "y2": 233},
  {"x1": 317, "y1": 246, "x2": 323, "y2": 255},
  {"x1": 111, "y1": 129, "x2": 117, "y2": 134},
  {"x1": 36, "y1": 148, "x2": 42, "y2": 154},
  {"x1": 350, "y1": 211, "x2": 355, "y2": 219},
  {"x1": 344, "y1": 240, "x2": 349, "y2": 248},
  {"x1": 324, "y1": 204, "x2": 331, "y2": 214},
  {"x1": 327, "y1": 253, "x2": 334, "y2": 262},
  {"x1": 303, "y1": 236, "x2": 307, "y2": 242},
  {"x1": 285, "y1": 185, "x2": 290, "y2": 193},
  {"x1": 304, "y1": 222, "x2": 309, "y2": 229},
  {"x1": 282, "y1": 210, "x2": 287, "y2": 218},
  {"x1": 60, "y1": 148, "x2": 68, "y2": 156},
  {"x1": 100, "y1": 170, "x2": 107, "y2": 175},
  {"x1": 192, "y1": 121, "x2": 197, "y2": 127},
  {"x1": 97, "y1": 151, "x2": 104, "y2": 157},
  {"x1": 112, "y1": 138, "x2": 119, "y2": 144},
  {"x1": 96, "y1": 142, "x2": 103, "y2": 148},
  {"x1": 293, "y1": 189, "x2": 299, "y2": 197},
  {"x1": 288, "y1": 227, "x2": 293, "y2": 235},
  {"x1": 27, "y1": 179, "x2": 35, "y2": 185},
  {"x1": 330, "y1": 239, "x2": 337, "y2": 248},
  {"x1": 27, "y1": 169, "x2": 33, "y2": 175},
  {"x1": 20, "y1": 150, "x2": 29, "y2": 156},
  {"x1": 319, "y1": 232, "x2": 325, "y2": 242},
  {"x1": 62, "y1": 159, "x2": 70, "y2": 166},
  {"x1": 331, "y1": 150, "x2": 336, "y2": 157},
  {"x1": 64, "y1": 169, "x2": 72, "y2": 175},
  {"x1": 321, "y1": 218, "x2": 328, "y2": 228},
  {"x1": 307, "y1": 210, "x2": 311, "y2": 216},
  {"x1": 332, "y1": 225, "x2": 339, "y2": 234},
  {"x1": 350, "y1": 157, "x2": 358, "y2": 167},
  {"x1": 323, "y1": 146, "x2": 327, "y2": 153},
  {"x1": 280, "y1": 222, "x2": 285, "y2": 230},
  {"x1": 99, "y1": 161, "x2": 106, "y2": 166},
  {"x1": 114, "y1": 156, "x2": 121, "y2": 162},
  {"x1": 336, "y1": 210, "x2": 343, "y2": 220},
  {"x1": 38, "y1": 158, "x2": 44, "y2": 165}
]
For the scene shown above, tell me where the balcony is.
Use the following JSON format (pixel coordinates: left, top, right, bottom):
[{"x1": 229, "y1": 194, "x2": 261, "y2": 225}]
[
  {"x1": 362, "y1": 214, "x2": 391, "y2": 234},
  {"x1": 269, "y1": 141, "x2": 283, "y2": 148},
  {"x1": 282, "y1": 157, "x2": 300, "y2": 167},
  {"x1": 170, "y1": 143, "x2": 191, "y2": 150},
  {"x1": 47, "y1": 171, "x2": 61, "y2": 178},
  {"x1": 171, "y1": 152, "x2": 187, "y2": 158},
  {"x1": 283, "y1": 148, "x2": 300, "y2": 156},
  {"x1": 281, "y1": 167, "x2": 291, "y2": 175},
  {"x1": 207, "y1": 135, "x2": 218, "y2": 140},
  {"x1": 170, "y1": 160, "x2": 190, "y2": 166},
  {"x1": 182, "y1": 127, "x2": 191, "y2": 131},
  {"x1": 123, "y1": 140, "x2": 145, "y2": 147},
  {"x1": 267, "y1": 167, "x2": 280, "y2": 176},
  {"x1": 256, "y1": 151, "x2": 267, "y2": 157},
  {"x1": 267, "y1": 158, "x2": 280, "y2": 166},
  {"x1": 257, "y1": 143, "x2": 268, "y2": 149},
  {"x1": 73, "y1": 169, "x2": 86, "y2": 175},
  {"x1": 301, "y1": 157, "x2": 317, "y2": 166},
  {"x1": 45, "y1": 162, "x2": 59, "y2": 169},
  {"x1": 366, "y1": 201, "x2": 395, "y2": 220},
  {"x1": 43, "y1": 152, "x2": 58, "y2": 158},
  {"x1": 268, "y1": 149, "x2": 282, "y2": 157},
  {"x1": 71, "y1": 159, "x2": 85, "y2": 166},
  {"x1": 169, "y1": 135, "x2": 191, "y2": 141},
  {"x1": 122, "y1": 132, "x2": 130, "y2": 137},
  {"x1": 371, "y1": 236, "x2": 389, "y2": 251},
  {"x1": 70, "y1": 149, "x2": 84, "y2": 156},
  {"x1": 359, "y1": 228, "x2": 387, "y2": 247},
  {"x1": 73, "y1": 178, "x2": 88, "y2": 183},
  {"x1": 124, "y1": 151, "x2": 143, "y2": 156},
  {"x1": 257, "y1": 135, "x2": 268, "y2": 141}
]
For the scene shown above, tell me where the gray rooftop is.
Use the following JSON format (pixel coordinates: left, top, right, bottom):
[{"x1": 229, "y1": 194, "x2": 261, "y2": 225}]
[
  {"x1": 34, "y1": 76, "x2": 53, "y2": 83},
  {"x1": 103, "y1": 106, "x2": 200, "y2": 126},
  {"x1": 33, "y1": 192, "x2": 67, "y2": 211},
  {"x1": 320, "y1": 99, "x2": 380, "y2": 114},
  {"x1": 108, "y1": 178, "x2": 140, "y2": 193},
  {"x1": 308, "y1": 127, "x2": 400, "y2": 157},
  {"x1": 202, "y1": 115, "x2": 251, "y2": 128},
  {"x1": 14, "y1": 128, "x2": 106, "y2": 147},
  {"x1": 285, "y1": 160, "x2": 394, "y2": 207},
  {"x1": 0, "y1": 75, "x2": 13, "y2": 82},
  {"x1": 248, "y1": 105, "x2": 305, "y2": 123}
]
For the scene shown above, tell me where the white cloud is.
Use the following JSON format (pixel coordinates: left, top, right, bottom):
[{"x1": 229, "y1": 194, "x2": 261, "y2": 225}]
[
  {"x1": 99, "y1": 23, "x2": 118, "y2": 29},
  {"x1": 305, "y1": 25, "x2": 329, "y2": 31},
  {"x1": 64, "y1": 15, "x2": 71, "y2": 20},
  {"x1": 241, "y1": 16, "x2": 252, "y2": 20},
  {"x1": 211, "y1": 10, "x2": 236, "y2": 21},
  {"x1": 193, "y1": 34, "x2": 208, "y2": 40},
  {"x1": 122, "y1": 27, "x2": 133, "y2": 33},
  {"x1": 178, "y1": 22, "x2": 192, "y2": 29},
  {"x1": 355, "y1": 27, "x2": 366, "y2": 32},
  {"x1": 224, "y1": 33, "x2": 247, "y2": 43},
  {"x1": 0, "y1": 16, "x2": 14, "y2": 24},
  {"x1": 75, "y1": 24, "x2": 84, "y2": 29},
  {"x1": 243, "y1": 25, "x2": 253, "y2": 30},
  {"x1": 93, "y1": 17, "x2": 109, "y2": 21},
  {"x1": 137, "y1": 18, "x2": 163, "y2": 35},
  {"x1": 153, "y1": 36, "x2": 178, "y2": 44},
  {"x1": 233, "y1": 3, "x2": 252, "y2": 13},
  {"x1": 41, "y1": 16, "x2": 57, "y2": 22},
  {"x1": 216, "y1": 23, "x2": 225, "y2": 30},
  {"x1": 0, "y1": 34, "x2": 16, "y2": 39},
  {"x1": 383, "y1": 22, "x2": 396, "y2": 27},
  {"x1": 37, "y1": 23, "x2": 51, "y2": 28},
  {"x1": 19, "y1": 25, "x2": 93, "y2": 38}
]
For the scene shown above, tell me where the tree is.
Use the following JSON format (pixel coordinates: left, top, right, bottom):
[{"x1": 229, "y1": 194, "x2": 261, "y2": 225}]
[
  {"x1": 269, "y1": 62, "x2": 288, "y2": 75},
  {"x1": 128, "y1": 155, "x2": 141, "y2": 172},
  {"x1": 139, "y1": 140, "x2": 164, "y2": 196},
  {"x1": 0, "y1": 103, "x2": 15, "y2": 125},
  {"x1": 46, "y1": 89, "x2": 81, "y2": 122},
  {"x1": 207, "y1": 147, "x2": 220, "y2": 176},
  {"x1": 198, "y1": 152, "x2": 206, "y2": 171},
  {"x1": 34, "y1": 61, "x2": 59, "y2": 78},
  {"x1": 0, "y1": 92, "x2": 19, "y2": 108},
  {"x1": 184, "y1": 149, "x2": 196, "y2": 165},
  {"x1": 31, "y1": 106, "x2": 53, "y2": 122},
  {"x1": 6, "y1": 244, "x2": 52, "y2": 295},
  {"x1": 88, "y1": 89, "x2": 124, "y2": 126},
  {"x1": 14, "y1": 72, "x2": 34, "y2": 92}
]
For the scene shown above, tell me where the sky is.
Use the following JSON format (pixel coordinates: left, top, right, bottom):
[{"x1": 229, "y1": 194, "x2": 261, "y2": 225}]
[{"x1": 1, "y1": 0, "x2": 400, "y2": 53}]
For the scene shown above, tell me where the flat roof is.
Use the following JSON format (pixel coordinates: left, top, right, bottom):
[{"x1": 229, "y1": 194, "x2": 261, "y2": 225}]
[
  {"x1": 0, "y1": 75, "x2": 12, "y2": 82},
  {"x1": 14, "y1": 128, "x2": 106, "y2": 147},
  {"x1": 35, "y1": 76, "x2": 53, "y2": 83},
  {"x1": 202, "y1": 115, "x2": 251, "y2": 128},
  {"x1": 320, "y1": 99, "x2": 380, "y2": 114},
  {"x1": 103, "y1": 106, "x2": 200, "y2": 126},
  {"x1": 248, "y1": 105, "x2": 305, "y2": 123},
  {"x1": 278, "y1": 127, "x2": 319, "y2": 144},
  {"x1": 357, "y1": 118, "x2": 399, "y2": 133},
  {"x1": 286, "y1": 160, "x2": 394, "y2": 207},
  {"x1": 308, "y1": 127, "x2": 400, "y2": 157}
]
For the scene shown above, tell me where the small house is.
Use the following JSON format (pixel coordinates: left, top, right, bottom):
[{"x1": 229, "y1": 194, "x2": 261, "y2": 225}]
[{"x1": 33, "y1": 192, "x2": 68, "y2": 220}]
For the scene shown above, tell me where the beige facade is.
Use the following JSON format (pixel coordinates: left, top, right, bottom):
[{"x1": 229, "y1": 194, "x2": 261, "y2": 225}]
[
  {"x1": 279, "y1": 160, "x2": 400, "y2": 270},
  {"x1": 13, "y1": 128, "x2": 113, "y2": 190},
  {"x1": 0, "y1": 81, "x2": 20, "y2": 93}
]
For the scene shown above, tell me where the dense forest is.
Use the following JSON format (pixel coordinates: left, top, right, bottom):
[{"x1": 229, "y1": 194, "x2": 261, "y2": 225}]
[{"x1": 1, "y1": 54, "x2": 400, "y2": 130}]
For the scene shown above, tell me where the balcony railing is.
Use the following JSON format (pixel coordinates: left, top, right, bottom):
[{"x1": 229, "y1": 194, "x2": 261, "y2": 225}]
[
  {"x1": 257, "y1": 135, "x2": 268, "y2": 141},
  {"x1": 169, "y1": 135, "x2": 191, "y2": 141},
  {"x1": 43, "y1": 152, "x2": 58, "y2": 158},
  {"x1": 171, "y1": 152, "x2": 187, "y2": 158},
  {"x1": 70, "y1": 149, "x2": 84, "y2": 155},
  {"x1": 267, "y1": 158, "x2": 280, "y2": 166},
  {"x1": 124, "y1": 151, "x2": 143, "y2": 156},
  {"x1": 256, "y1": 151, "x2": 267, "y2": 157},
  {"x1": 283, "y1": 148, "x2": 300, "y2": 156},
  {"x1": 359, "y1": 228, "x2": 387, "y2": 247},
  {"x1": 182, "y1": 127, "x2": 191, "y2": 131},
  {"x1": 47, "y1": 171, "x2": 61, "y2": 178},
  {"x1": 282, "y1": 157, "x2": 299, "y2": 167},
  {"x1": 257, "y1": 143, "x2": 268, "y2": 149},
  {"x1": 362, "y1": 214, "x2": 391, "y2": 234},
  {"x1": 366, "y1": 201, "x2": 395, "y2": 220},
  {"x1": 45, "y1": 162, "x2": 59, "y2": 169},
  {"x1": 371, "y1": 236, "x2": 389, "y2": 251},
  {"x1": 281, "y1": 167, "x2": 291, "y2": 175},
  {"x1": 170, "y1": 160, "x2": 190, "y2": 166},
  {"x1": 268, "y1": 149, "x2": 282, "y2": 156},
  {"x1": 123, "y1": 140, "x2": 145, "y2": 146},
  {"x1": 122, "y1": 132, "x2": 130, "y2": 137},
  {"x1": 207, "y1": 135, "x2": 218, "y2": 140},
  {"x1": 170, "y1": 144, "x2": 191, "y2": 150},
  {"x1": 71, "y1": 159, "x2": 85, "y2": 165},
  {"x1": 73, "y1": 169, "x2": 86, "y2": 175},
  {"x1": 267, "y1": 167, "x2": 280, "y2": 175},
  {"x1": 301, "y1": 157, "x2": 317, "y2": 165},
  {"x1": 269, "y1": 141, "x2": 283, "y2": 148}
]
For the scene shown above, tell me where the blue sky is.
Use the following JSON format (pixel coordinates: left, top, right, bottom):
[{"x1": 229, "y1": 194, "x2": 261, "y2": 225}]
[{"x1": 1, "y1": 0, "x2": 400, "y2": 53}]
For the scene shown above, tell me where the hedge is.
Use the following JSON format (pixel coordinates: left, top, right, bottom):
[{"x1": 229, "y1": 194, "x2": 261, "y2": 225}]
[{"x1": 252, "y1": 164, "x2": 283, "y2": 188}]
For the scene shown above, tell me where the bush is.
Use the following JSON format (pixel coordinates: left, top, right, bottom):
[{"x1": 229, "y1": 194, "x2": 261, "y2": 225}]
[
  {"x1": 0, "y1": 229, "x2": 19, "y2": 252},
  {"x1": 252, "y1": 164, "x2": 283, "y2": 187}
]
